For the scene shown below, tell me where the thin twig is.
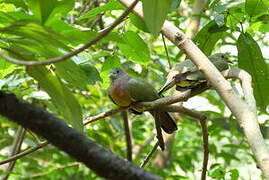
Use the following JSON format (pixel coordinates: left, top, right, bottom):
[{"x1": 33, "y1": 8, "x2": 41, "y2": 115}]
[
  {"x1": 0, "y1": 141, "x2": 49, "y2": 165},
  {"x1": 161, "y1": 33, "x2": 171, "y2": 69},
  {"x1": 176, "y1": 107, "x2": 209, "y2": 180},
  {"x1": 199, "y1": 116, "x2": 209, "y2": 180},
  {"x1": 0, "y1": 0, "x2": 139, "y2": 66},
  {"x1": 1, "y1": 126, "x2": 26, "y2": 180},
  {"x1": 83, "y1": 107, "x2": 129, "y2": 125},
  {"x1": 132, "y1": 134, "x2": 155, "y2": 160},
  {"x1": 153, "y1": 112, "x2": 165, "y2": 150},
  {"x1": 140, "y1": 141, "x2": 159, "y2": 168},
  {"x1": 122, "y1": 111, "x2": 132, "y2": 161}
]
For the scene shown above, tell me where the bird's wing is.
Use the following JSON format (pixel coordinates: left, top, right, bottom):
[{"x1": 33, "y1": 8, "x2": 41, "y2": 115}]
[{"x1": 127, "y1": 78, "x2": 159, "y2": 102}]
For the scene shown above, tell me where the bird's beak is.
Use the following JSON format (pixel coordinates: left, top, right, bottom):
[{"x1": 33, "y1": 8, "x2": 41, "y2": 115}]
[
  {"x1": 158, "y1": 79, "x2": 176, "y2": 95},
  {"x1": 227, "y1": 60, "x2": 233, "y2": 64}
]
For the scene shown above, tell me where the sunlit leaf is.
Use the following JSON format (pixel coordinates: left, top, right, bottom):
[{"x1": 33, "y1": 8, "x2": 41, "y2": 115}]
[
  {"x1": 118, "y1": 31, "x2": 151, "y2": 65},
  {"x1": 78, "y1": 0, "x2": 124, "y2": 20},
  {"x1": 245, "y1": 0, "x2": 268, "y2": 17},
  {"x1": 141, "y1": 0, "x2": 171, "y2": 37},
  {"x1": 194, "y1": 21, "x2": 228, "y2": 56}
]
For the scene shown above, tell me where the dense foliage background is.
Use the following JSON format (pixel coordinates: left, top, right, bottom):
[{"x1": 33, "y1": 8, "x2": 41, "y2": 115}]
[{"x1": 0, "y1": 0, "x2": 268, "y2": 179}]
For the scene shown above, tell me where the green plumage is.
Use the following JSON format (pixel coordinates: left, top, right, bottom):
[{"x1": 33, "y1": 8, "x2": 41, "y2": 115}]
[
  {"x1": 127, "y1": 78, "x2": 159, "y2": 102},
  {"x1": 108, "y1": 68, "x2": 177, "y2": 136},
  {"x1": 159, "y1": 53, "x2": 231, "y2": 94}
]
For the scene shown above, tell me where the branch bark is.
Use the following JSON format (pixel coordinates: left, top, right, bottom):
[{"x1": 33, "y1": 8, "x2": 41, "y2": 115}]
[
  {"x1": 122, "y1": 111, "x2": 133, "y2": 161},
  {"x1": 0, "y1": 91, "x2": 161, "y2": 180},
  {"x1": 117, "y1": 0, "x2": 269, "y2": 178}
]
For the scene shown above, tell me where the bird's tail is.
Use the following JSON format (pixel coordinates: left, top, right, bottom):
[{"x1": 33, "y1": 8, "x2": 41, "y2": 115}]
[{"x1": 150, "y1": 111, "x2": 177, "y2": 134}]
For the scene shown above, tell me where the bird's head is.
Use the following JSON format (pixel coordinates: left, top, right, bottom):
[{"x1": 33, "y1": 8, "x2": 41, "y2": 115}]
[
  {"x1": 109, "y1": 68, "x2": 125, "y2": 80},
  {"x1": 211, "y1": 53, "x2": 233, "y2": 63}
]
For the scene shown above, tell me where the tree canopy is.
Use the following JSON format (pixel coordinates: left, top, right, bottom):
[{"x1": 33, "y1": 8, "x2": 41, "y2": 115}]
[{"x1": 0, "y1": 0, "x2": 269, "y2": 179}]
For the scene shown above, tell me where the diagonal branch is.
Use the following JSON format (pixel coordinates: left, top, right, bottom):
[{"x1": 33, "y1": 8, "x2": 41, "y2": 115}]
[
  {"x1": 0, "y1": 91, "x2": 161, "y2": 180},
  {"x1": 0, "y1": 0, "x2": 139, "y2": 66}
]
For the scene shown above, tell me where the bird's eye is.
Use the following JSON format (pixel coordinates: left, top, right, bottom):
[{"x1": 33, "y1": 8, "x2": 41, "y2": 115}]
[
  {"x1": 221, "y1": 55, "x2": 225, "y2": 58},
  {"x1": 116, "y1": 70, "x2": 119, "y2": 73}
]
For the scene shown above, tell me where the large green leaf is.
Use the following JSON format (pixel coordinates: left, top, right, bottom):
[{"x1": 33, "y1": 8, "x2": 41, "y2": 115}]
[
  {"x1": 0, "y1": 11, "x2": 33, "y2": 25},
  {"x1": 118, "y1": 31, "x2": 151, "y2": 65},
  {"x1": 193, "y1": 21, "x2": 228, "y2": 56},
  {"x1": 26, "y1": 0, "x2": 57, "y2": 24},
  {"x1": 45, "y1": 0, "x2": 75, "y2": 26},
  {"x1": 55, "y1": 61, "x2": 90, "y2": 89},
  {"x1": 141, "y1": 0, "x2": 171, "y2": 37},
  {"x1": 78, "y1": 0, "x2": 124, "y2": 20},
  {"x1": 27, "y1": 66, "x2": 83, "y2": 131},
  {"x1": 26, "y1": 0, "x2": 74, "y2": 25},
  {"x1": 237, "y1": 32, "x2": 269, "y2": 111},
  {"x1": 129, "y1": 13, "x2": 149, "y2": 33},
  {"x1": 245, "y1": 0, "x2": 268, "y2": 17},
  {"x1": 0, "y1": 21, "x2": 69, "y2": 51},
  {"x1": 79, "y1": 63, "x2": 102, "y2": 85}
]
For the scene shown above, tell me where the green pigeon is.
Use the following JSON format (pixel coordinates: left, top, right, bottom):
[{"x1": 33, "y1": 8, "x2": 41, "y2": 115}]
[
  {"x1": 108, "y1": 68, "x2": 177, "y2": 149},
  {"x1": 159, "y1": 53, "x2": 231, "y2": 94}
]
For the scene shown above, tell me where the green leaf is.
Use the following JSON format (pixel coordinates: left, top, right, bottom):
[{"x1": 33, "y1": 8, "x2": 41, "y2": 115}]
[
  {"x1": 0, "y1": 11, "x2": 33, "y2": 25},
  {"x1": 0, "y1": 21, "x2": 69, "y2": 51},
  {"x1": 2, "y1": 0, "x2": 28, "y2": 10},
  {"x1": 141, "y1": 0, "x2": 171, "y2": 37},
  {"x1": 229, "y1": 169, "x2": 239, "y2": 180},
  {"x1": 100, "y1": 56, "x2": 121, "y2": 88},
  {"x1": 118, "y1": 31, "x2": 151, "y2": 65},
  {"x1": 0, "y1": 60, "x2": 17, "y2": 79},
  {"x1": 101, "y1": 56, "x2": 121, "y2": 72},
  {"x1": 78, "y1": 0, "x2": 124, "y2": 20},
  {"x1": 208, "y1": 166, "x2": 225, "y2": 178},
  {"x1": 55, "y1": 61, "x2": 90, "y2": 89},
  {"x1": 130, "y1": 13, "x2": 149, "y2": 32},
  {"x1": 245, "y1": 0, "x2": 268, "y2": 17},
  {"x1": 193, "y1": 21, "x2": 228, "y2": 56},
  {"x1": 27, "y1": 66, "x2": 83, "y2": 131},
  {"x1": 45, "y1": 0, "x2": 75, "y2": 26},
  {"x1": 237, "y1": 33, "x2": 269, "y2": 111},
  {"x1": 226, "y1": 3, "x2": 245, "y2": 30},
  {"x1": 79, "y1": 63, "x2": 102, "y2": 85},
  {"x1": 26, "y1": 0, "x2": 57, "y2": 24},
  {"x1": 169, "y1": 0, "x2": 181, "y2": 12}
]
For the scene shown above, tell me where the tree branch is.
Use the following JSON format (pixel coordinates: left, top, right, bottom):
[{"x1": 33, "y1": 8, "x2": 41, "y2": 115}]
[
  {"x1": 0, "y1": 0, "x2": 139, "y2": 66},
  {"x1": 140, "y1": 142, "x2": 159, "y2": 168},
  {"x1": 122, "y1": 111, "x2": 133, "y2": 161},
  {"x1": 0, "y1": 91, "x2": 161, "y2": 180},
  {"x1": 1, "y1": 126, "x2": 25, "y2": 180},
  {"x1": 0, "y1": 141, "x2": 49, "y2": 165},
  {"x1": 117, "y1": 0, "x2": 269, "y2": 178}
]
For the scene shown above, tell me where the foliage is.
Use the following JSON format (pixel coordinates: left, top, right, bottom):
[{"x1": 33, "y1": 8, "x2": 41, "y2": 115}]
[{"x1": 0, "y1": 0, "x2": 268, "y2": 179}]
